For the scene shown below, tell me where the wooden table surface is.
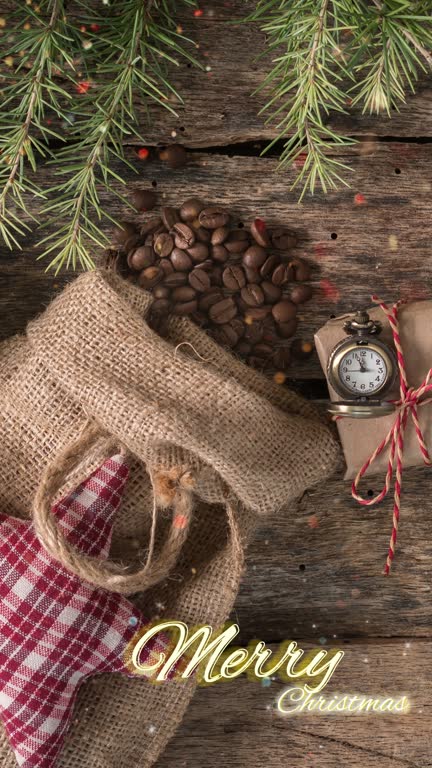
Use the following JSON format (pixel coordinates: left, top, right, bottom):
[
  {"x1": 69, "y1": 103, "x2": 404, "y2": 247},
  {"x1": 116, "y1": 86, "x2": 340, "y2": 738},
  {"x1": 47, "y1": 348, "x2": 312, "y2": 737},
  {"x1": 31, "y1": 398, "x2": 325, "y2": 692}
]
[{"x1": 2, "y1": 3, "x2": 432, "y2": 766}]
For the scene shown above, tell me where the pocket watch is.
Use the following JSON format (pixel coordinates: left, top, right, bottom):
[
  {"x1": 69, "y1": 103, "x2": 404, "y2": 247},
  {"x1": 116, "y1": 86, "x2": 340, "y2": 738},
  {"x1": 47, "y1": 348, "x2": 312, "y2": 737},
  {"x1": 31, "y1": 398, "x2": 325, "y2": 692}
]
[{"x1": 327, "y1": 309, "x2": 398, "y2": 418}]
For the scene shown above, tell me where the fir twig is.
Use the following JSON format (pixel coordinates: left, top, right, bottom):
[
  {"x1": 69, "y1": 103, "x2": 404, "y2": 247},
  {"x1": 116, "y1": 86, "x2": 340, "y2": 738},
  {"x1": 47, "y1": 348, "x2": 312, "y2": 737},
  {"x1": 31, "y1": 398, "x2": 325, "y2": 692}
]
[
  {"x1": 38, "y1": 0, "x2": 199, "y2": 273},
  {"x1": 247, "y1": 0, "x2": 357, "y2": 199},
  {"x1": 245, "y1": 0, "x2": 432, "y2": 198},
  {"x1": 0, "y1": 0, "x2": 75, "y2": 248},
  {"x1": 351, "y1": 1, "x2": 432, "y2": 115}
]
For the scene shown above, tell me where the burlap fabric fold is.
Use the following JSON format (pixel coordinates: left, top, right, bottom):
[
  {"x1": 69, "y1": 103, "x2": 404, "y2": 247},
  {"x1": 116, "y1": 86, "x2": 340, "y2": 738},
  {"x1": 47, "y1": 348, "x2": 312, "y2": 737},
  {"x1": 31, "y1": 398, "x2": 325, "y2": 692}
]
[{"x1": 0, "y1": 270, "x2": 340, "y2": 768}]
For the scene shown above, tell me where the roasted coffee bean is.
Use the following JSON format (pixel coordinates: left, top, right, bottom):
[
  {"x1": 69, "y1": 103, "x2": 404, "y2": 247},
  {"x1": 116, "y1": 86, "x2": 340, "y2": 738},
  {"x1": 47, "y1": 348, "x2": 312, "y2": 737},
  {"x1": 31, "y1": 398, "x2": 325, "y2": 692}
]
[
  {"x1": 222, "y1": 265, "x2": 246, "y2": 291},
  {"x1": 138, "y1": 266, "x2": 163, "y2": 289},
  {"x1": 230, "y1": 318, "x2": 245, "y2": 338},
  {"x1": 243, "y1": 245, "x2": 267, "y2": 269},
  {"x1": 211, "y1": 266, "x2": 223, "y2": 286},
  {"x1": 290, "y1": 259, "x2": 311, "y2": 281},
  {"x1": 271, "y1": 264, "x2": 290, "y2": 286},
  {"x1": 227, "y1": 229, "x2": 248, "y2": 242},
  {"x1": 112, "y1": 221, "x2": 137, "y2": 246},
  {"x1": 225, "y1": 231, "x2": 249, "y2": 254},
  {"x1": 243, "y1": 266, "x2": 261, "y2": 284},
  {"x1": 211, "y1": 226, "x2": 230, "y2": 245},
  {"x1": 291, "y1": 284, "x2": 313, "y2": 304},
  {"x1": 271, "y1": 227, "x2": 298, "y2": 251},
  {"x1": 199, "y1": 206, "x2": 230, "y2": 229},
  {"x1": 215, "y1": 324, "x2": 239, "y2": 348},
  {"x1": 199, "y1": 288, "x2": 224, "y2": 312},
  {"x1": 191, "y1": 311, "x2": 206, "y2": 327},
  {"x1": 140, "y1": 217, "x2": 163, "y2": 237},
  {"x1": 163, "y1": 144, "x2": 188, "y2": 169},
  {"x1": 151, "y1": 298, "x2": 171, "y2": 314},
  {"x1": 180, "y1": 197, "x2": 205, "y2": 222},
  {"x1": 250, "y1": 218, "x2": 271, "y2": 248},
  {"x1": 159, "y1": 258, "x2": 174, "y2": 277},
  {"x1": 261, "y1": 281, "x2": 282, "y2": 303},
  {"x1": 291, "y1": 339, "x2": 315, "y2": 360},
  {"x1": 127, "y1": 245, "x2": 155, "y2": 271},
  {"x1": 194, "y1": 226, "x2": 212, "y2": 243},
  {"x1": 240, "y1": 284, "x2": 265, "y2": 307},
  {"x1": 154, "y1": 233, "x2": 174, "y2": 258},
  {"x1": 209, "y1": 297, "x2": 237, "y2": 324},
  {"x1": 172, "y1": 285, "x2": 196, "y2": 302},
  {"x1": 248, "y1": 356, "x2": 266, "y2": 370},
  {"x1": 187, "y1": 242, "x2": 209, "y2": 263},
  {"x1": 195, "y1": 258, "x2": 213, "y2": 272},
  {"x1": 131, "y1": 188, "x2": 157, "y2": 212},
  {"x1": 173, "y1": 222, "x2": 195, "y2": 250},
  {"x1": 236, "y1": 341, "x2": 252, "y2": 357},
  {"x1": 244, "y1": 322, "x2": 264, "y2": 344},
  {"x1": 260, "y1": 254, "x2": 279, "y2": 279},
  {"x1": 273, "y1": 347, "x2": 291, "y2": 370},
  {"x1": 262, "y1": 316, "x2": 278, "y2": 343},
  {"x1": 124, "y1": 234, "x2": 141, "y2": 253},
  {"x1": 253, "y1": 343, "x2": 273, "y2": 359},
  {"x1": 164, "y1": 272, "x2": 188, "y2": 288},
  {"x1": 211, "y1": 245, "x2": 229, "y2": 263},
  {"x1": 277, "y1": 318, "x2": 298, "y2": 338},
  {"x1": 245, "y1": 305, "x2": 272, "y2": 321},
  {"x1": 161, "y1": 206, "x2": 180, "y2": 229},
  {"x1": 153, "y1": 284, "x2": 170, "y2": 300},
  {"x1": 173, "y1": 299, "x2": 198, "y2": 315},
  {"x1": 189, "y1": 268, "x2": 211, "y2": 292},
  {"x1": 272, "y1": 300, "x2": 297, "y2": 324},
  {"x1": 170, "y1": 248, "x2": 193, "y2": 272}
]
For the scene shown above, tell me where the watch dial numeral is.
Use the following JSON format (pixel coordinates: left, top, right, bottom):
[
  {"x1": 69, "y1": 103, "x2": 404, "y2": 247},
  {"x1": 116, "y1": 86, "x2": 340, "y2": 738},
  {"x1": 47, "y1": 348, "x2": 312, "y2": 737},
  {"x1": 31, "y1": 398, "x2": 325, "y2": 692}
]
[{"x1": 338, "y1": 347, "x2": 388, "y2": 396}]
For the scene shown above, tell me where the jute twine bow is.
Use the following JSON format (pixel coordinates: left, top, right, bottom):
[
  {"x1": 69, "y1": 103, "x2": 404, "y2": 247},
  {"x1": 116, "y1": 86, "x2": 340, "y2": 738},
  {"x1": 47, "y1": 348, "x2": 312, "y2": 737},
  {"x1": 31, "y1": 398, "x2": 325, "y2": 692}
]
[
  {"x1": 350, "y1": 296, "x2": 432, "y2": 574},
  {"x1": 32, "y1": 421, "x2": 244, "y2": 595}
]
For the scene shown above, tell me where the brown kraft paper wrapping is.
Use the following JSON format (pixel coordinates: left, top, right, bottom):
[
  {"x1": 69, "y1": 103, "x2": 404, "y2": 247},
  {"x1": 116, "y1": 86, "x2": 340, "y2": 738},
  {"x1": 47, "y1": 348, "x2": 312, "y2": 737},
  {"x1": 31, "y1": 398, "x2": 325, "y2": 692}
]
[{"x1": 314, "y1": 301, "x2": 432, "y2": 480}]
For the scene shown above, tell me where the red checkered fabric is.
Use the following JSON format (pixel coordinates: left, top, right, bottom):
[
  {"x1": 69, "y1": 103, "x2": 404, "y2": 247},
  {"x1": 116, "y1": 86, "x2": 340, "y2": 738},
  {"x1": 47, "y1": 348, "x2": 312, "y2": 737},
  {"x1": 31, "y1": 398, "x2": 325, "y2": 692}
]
[{"x1": 0, "y1": 455, "x2": 167, "y2": 768}]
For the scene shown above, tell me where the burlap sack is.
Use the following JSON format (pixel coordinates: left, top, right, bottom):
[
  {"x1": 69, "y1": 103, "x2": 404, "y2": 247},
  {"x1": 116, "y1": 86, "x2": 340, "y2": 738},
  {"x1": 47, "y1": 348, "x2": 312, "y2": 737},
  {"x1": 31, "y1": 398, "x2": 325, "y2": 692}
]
[{"x1": 0, "y1": 270, "x2": 340, "y2": 767}]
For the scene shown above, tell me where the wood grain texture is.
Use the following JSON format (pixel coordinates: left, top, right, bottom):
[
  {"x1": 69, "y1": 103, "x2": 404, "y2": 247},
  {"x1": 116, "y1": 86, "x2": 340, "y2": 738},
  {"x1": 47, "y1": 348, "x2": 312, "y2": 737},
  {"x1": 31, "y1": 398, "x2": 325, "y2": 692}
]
[
  {"x1": 2, "y1": 142, "x2": 430, "y2": 380},
  {"x1": 234, "y1": 470, "x2": 432, "y2": 642},
  {"x1": 157, "y1": 639, "x2": 429, "y2": 768}
]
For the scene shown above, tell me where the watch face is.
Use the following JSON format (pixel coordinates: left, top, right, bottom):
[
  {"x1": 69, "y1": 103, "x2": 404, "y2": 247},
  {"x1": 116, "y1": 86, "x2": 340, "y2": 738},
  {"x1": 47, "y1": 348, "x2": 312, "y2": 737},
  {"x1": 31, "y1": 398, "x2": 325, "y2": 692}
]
[{"x1": 338, "y1": 346, "x2": 388, "y2": 395}]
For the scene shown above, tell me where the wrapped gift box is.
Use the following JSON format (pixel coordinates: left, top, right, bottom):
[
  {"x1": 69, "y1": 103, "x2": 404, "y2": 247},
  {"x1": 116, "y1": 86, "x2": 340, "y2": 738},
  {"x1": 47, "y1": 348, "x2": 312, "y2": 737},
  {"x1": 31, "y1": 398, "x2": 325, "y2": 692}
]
[{"x1": 315, "y1": 301, "x2": 432, "y2": 479}]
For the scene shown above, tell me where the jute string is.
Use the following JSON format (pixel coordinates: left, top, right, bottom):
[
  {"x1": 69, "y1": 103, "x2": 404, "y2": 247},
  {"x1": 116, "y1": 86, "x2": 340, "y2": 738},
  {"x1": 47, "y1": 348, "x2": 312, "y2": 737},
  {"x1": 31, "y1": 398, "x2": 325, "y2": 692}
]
[
  {"x1": 32, "y1": 421, "x2": 244, "y2": 595},
  {"x1": 347, "y1": 297, "x2": 432, "y2": 574}
]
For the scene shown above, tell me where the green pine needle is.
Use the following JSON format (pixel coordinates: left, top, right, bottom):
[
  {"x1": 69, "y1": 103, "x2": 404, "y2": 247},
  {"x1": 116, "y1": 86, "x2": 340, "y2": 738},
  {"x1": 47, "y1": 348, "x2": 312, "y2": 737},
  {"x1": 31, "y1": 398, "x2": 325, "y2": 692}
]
[{"x1": 245, "y1": 0, "x2": 432, "y2": 199}]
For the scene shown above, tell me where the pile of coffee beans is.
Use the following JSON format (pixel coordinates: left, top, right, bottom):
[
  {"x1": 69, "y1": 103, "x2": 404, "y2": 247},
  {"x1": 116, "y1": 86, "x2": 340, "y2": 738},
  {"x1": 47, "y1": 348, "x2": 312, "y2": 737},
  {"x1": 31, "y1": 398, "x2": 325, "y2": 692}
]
[{"x1": 107, "y1": 194, "x2": 315, "y2": 373}]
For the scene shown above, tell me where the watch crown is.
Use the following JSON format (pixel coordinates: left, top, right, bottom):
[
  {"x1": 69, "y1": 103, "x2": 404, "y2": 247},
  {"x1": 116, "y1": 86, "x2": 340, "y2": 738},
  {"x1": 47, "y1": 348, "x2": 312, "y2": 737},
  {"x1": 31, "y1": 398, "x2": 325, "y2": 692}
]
[{"x1": 343, "y1": 309, "x2": 382, "y2": 336}]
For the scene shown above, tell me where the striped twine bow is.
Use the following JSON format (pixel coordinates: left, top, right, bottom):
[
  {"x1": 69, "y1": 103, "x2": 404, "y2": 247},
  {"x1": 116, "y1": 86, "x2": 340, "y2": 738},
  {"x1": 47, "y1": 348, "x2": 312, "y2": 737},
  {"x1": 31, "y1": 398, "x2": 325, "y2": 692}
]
[{"x1": 351, "y1": 296, "x2": 432, "y2": 575}]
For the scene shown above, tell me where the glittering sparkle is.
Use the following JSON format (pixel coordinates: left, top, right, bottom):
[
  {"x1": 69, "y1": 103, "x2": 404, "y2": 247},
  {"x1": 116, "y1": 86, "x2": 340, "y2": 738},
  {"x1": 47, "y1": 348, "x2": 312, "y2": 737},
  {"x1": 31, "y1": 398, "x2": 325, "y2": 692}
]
[{"x1": 137, "y1": 147, "x2": 150, "y2": 160}]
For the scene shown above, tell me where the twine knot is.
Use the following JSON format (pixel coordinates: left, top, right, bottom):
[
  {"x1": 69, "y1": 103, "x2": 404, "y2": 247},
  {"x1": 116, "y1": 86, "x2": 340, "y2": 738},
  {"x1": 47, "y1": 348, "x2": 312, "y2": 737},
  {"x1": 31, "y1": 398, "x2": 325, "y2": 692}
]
[{"x1": 350, "y1": 296, "x2": 432, "y2": 574}]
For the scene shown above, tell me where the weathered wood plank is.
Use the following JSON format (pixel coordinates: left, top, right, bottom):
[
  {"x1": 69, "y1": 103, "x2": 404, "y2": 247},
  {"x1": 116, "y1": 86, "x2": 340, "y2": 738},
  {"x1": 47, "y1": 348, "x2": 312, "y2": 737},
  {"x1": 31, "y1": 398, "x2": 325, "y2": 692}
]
[
  {"x1": 1, "y1": 143, "x2": 430, "y2": 381},
  {"x1": 1, "y1": 1, "x2": 432, "y2": 146},
  {"x1": 234, "y1": 470, "x2": 432, "y2": 641},
  {"x1": 157, "y1": 639, "x2": 429, "y2": 767}
]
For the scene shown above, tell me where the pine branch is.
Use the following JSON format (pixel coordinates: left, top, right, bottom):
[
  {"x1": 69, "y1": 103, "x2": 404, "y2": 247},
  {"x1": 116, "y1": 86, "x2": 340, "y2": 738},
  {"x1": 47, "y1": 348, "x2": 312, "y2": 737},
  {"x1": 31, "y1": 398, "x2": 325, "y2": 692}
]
[
  {"x1": 246, "y1": 0, "x2": 358, "y2": 199},
  {"x1": 0, "y1": 0, "x2": 75, "y2": 249},
  {"x1": 245, "y1": 0, "x2": 432, "y2": 198},
  {"x1": 38, "y1": 0, "x2": 199, "y2": 273},
  {"x1": 351, "y1": 0, "x2": 432, "y2": 114}
]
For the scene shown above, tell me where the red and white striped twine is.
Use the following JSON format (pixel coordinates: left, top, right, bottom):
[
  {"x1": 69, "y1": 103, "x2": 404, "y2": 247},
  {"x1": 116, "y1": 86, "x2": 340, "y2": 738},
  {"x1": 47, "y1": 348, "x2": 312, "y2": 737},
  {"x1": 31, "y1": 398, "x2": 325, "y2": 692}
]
[{"x1": 349, "y1": 296, "x2": 432, "y2": 574}]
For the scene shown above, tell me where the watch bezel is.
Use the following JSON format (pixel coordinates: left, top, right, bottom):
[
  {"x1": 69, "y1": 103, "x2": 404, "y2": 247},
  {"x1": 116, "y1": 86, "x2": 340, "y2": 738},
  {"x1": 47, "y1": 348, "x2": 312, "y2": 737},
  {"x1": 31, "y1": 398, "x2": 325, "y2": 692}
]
[{"x1": 327, "y1": 337, "x2": 398, "y2": 400}]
